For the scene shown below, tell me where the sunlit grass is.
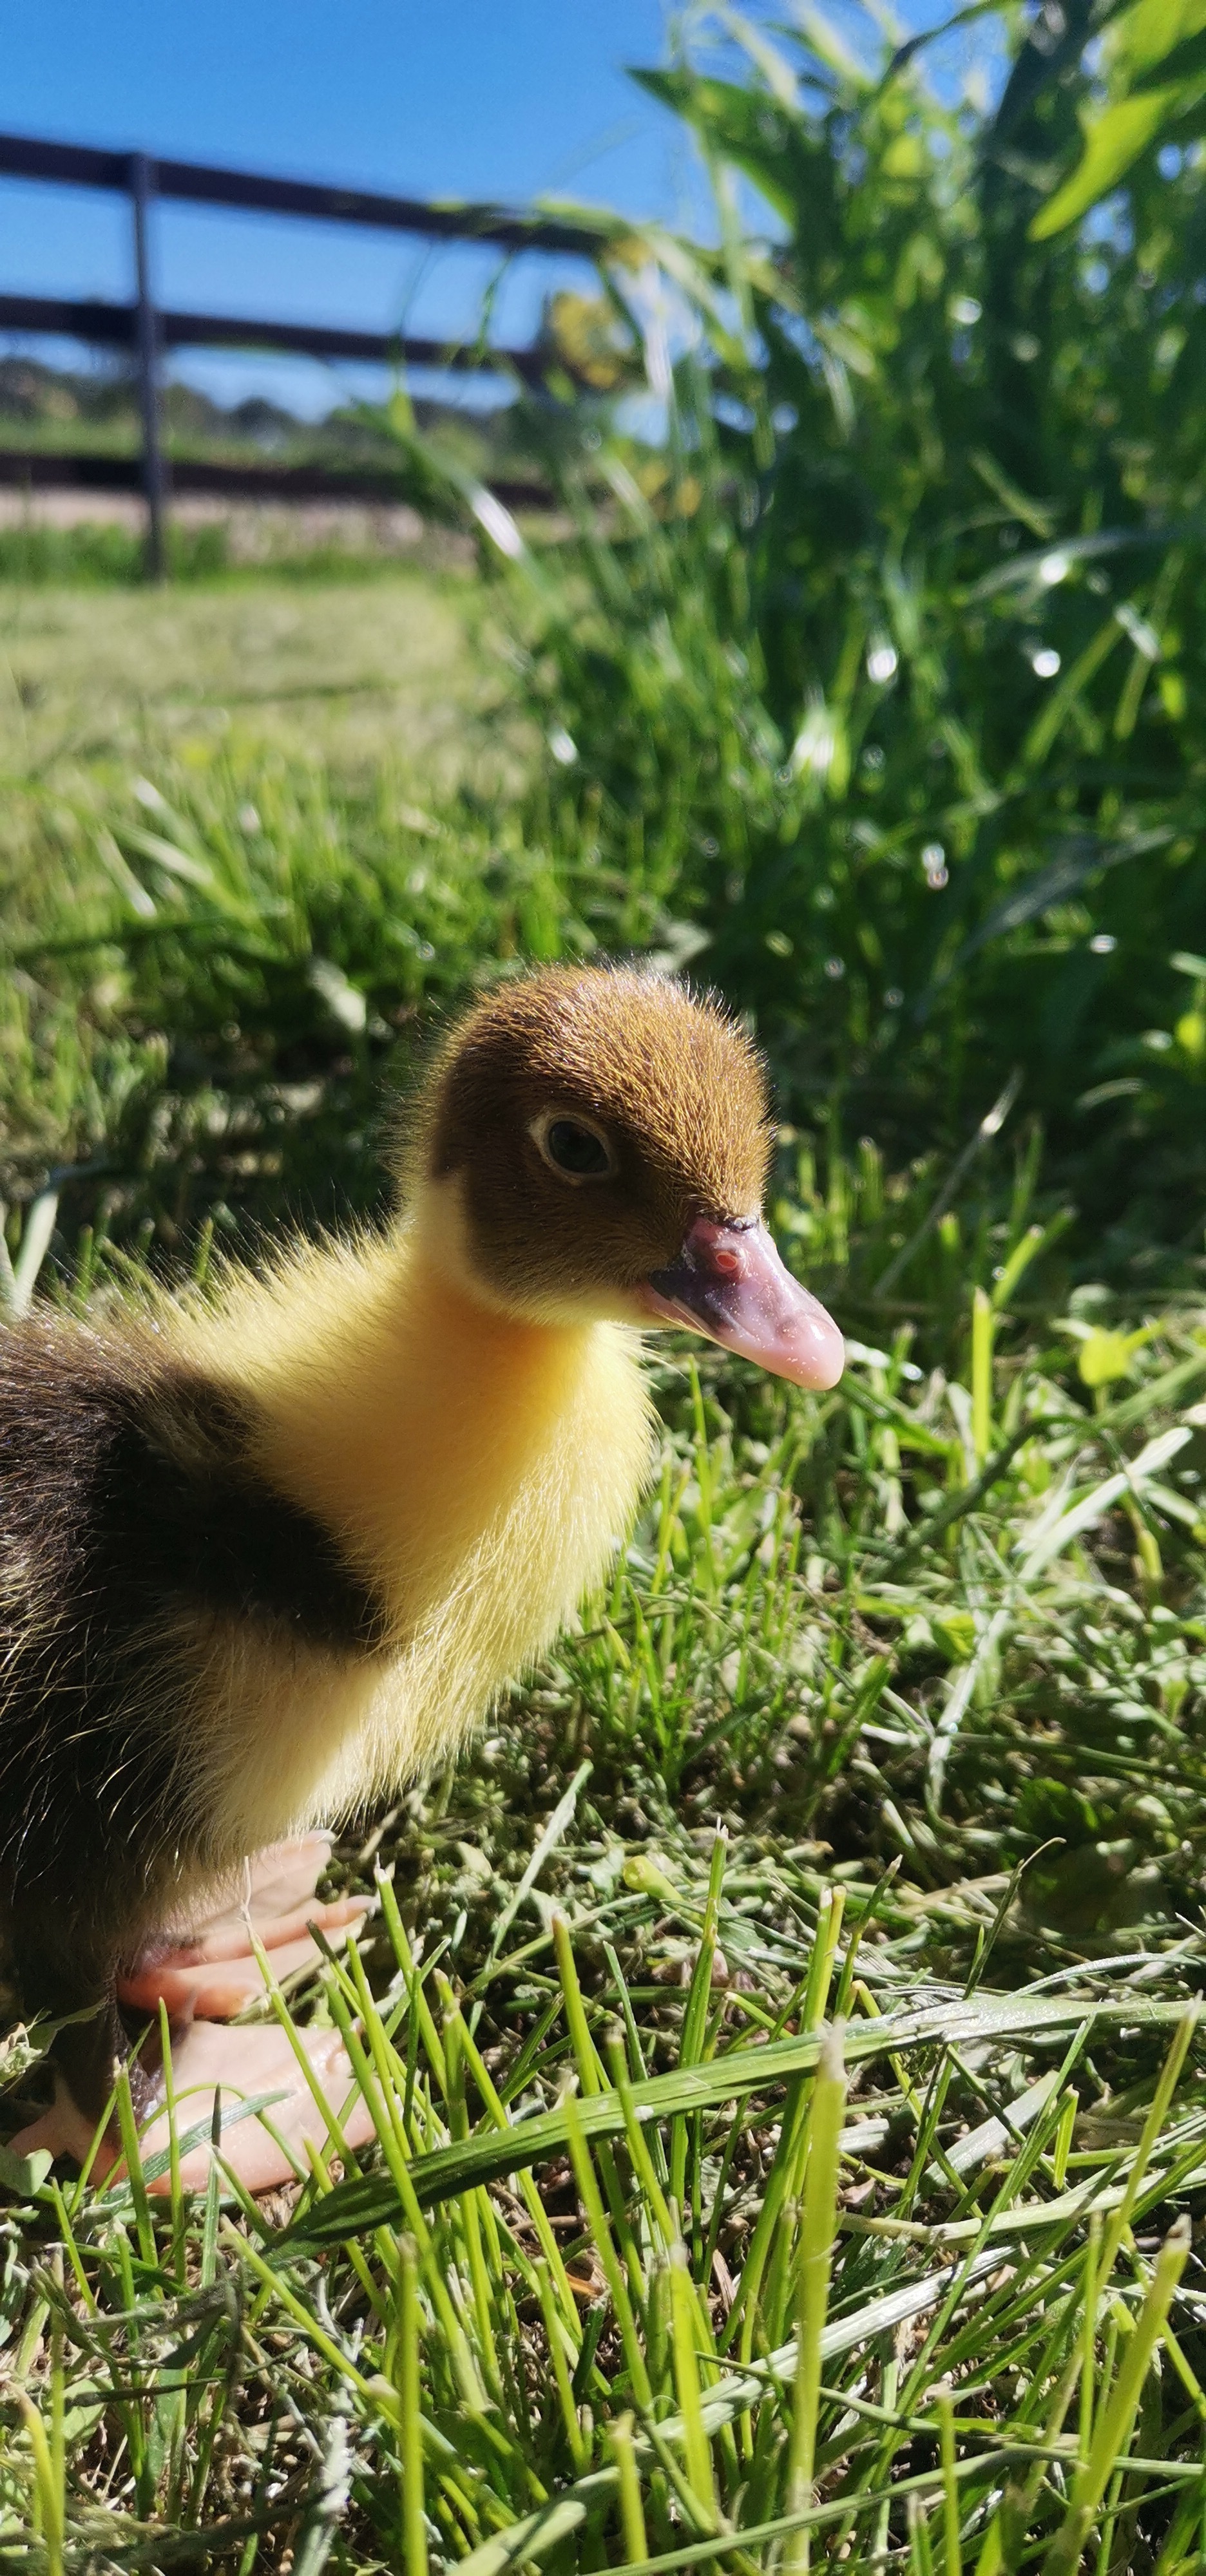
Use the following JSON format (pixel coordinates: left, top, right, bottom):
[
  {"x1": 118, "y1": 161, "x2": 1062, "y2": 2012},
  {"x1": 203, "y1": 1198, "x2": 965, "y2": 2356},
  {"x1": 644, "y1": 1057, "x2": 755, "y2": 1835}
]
[{"x1": 0, "y1": 565, "x2": 483, "y2": 783}]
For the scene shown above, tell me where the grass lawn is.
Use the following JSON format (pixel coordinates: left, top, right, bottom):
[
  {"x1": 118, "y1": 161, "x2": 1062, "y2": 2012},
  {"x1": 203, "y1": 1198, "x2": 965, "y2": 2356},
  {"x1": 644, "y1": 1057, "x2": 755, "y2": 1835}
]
[
  {"x1": 1, "y1": 568, "x2": 1206, "y2": 2575},
  {"x1": 0, "y1": 562, "x2": 492, "y2": 789}
]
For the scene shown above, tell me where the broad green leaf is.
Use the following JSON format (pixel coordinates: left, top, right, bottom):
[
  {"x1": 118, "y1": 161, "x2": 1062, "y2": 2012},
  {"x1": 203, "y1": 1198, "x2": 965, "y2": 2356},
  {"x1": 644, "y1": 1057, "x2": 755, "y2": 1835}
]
[
  {"x1": 0, "y1": 2142, "x2": 52, "y2": 2195},
  {"x1": 1030, "y1": 87, "x2": 1191, "y2": 240},
  {"x1": 1078, "y1": 1327, "x2": 1146, "y2": 1388},
  {"x1": 1029, "y1": 0, "x2": 1206, "y2": 242},
  {"x1": 1134, "y1": 26, "x2": 1206, "y2": 88},
  {"x1": 881, "y1": 131, "x2": 928, "y2": 181},
  {"x1": 933, "y1": 1609, "x2": 977, "y2": 1662},
  {"x1": 1116, "y1": 0, "x2": 1206, "y2": 82},
  {"x1": 633, "y1": 68, "x2": 839, "y2": 245}
]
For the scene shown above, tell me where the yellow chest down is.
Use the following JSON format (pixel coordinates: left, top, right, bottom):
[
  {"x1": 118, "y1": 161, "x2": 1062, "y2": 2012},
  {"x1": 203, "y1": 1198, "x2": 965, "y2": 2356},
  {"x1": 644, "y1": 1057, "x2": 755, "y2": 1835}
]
[{"x1": 169, "y1": 1224, "x2": 655, "y2": 1857}]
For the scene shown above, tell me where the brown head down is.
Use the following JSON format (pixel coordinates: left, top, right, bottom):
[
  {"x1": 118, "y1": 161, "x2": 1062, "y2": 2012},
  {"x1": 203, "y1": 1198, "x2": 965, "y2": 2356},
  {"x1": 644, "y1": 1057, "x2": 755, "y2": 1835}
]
[{"x1": 414, "y1": 964, "x2": 844, "y2": 1389}]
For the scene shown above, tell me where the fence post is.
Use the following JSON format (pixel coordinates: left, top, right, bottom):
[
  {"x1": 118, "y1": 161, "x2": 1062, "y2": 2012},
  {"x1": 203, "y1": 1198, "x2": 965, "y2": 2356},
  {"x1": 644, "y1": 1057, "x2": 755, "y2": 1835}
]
[{"x1": 129, "y1": 152, "x2": 167, "y2": 579}]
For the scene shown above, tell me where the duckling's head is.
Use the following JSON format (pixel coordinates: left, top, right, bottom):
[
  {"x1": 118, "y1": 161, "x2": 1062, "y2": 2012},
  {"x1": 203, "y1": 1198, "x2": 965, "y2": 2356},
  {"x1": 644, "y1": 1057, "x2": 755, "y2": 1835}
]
[{"x1": 412, "y1": 965, "x2": 843, "y2": 1390}]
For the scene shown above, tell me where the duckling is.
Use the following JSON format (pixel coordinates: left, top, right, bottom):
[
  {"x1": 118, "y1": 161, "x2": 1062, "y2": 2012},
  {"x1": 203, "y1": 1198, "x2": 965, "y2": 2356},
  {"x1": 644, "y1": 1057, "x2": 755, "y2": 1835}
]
[{"x1": 3, "y1": 965, "x2": 843, "y2": 2190}]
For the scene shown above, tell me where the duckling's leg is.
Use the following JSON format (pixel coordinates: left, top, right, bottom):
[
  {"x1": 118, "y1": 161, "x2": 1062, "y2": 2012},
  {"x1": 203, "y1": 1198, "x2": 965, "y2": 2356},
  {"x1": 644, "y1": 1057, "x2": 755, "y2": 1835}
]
[{"x1": 8, "y1": 1839, "x2": 378, "y2": 2192}]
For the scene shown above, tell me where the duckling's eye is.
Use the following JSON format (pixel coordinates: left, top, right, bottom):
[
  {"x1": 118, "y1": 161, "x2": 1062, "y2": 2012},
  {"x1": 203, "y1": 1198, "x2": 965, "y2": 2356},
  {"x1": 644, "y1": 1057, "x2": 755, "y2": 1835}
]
[
  {"x1": 530, "y1": 1113, "x2": 617, "y2": 1182},
  {"x1": 550, "y1": 1122, "x2": 610, "y2": 1175}
]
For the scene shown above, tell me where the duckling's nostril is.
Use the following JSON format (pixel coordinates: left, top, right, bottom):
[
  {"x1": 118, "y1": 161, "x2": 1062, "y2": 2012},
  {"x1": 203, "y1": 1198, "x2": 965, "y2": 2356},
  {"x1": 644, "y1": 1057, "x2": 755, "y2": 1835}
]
[{"x1": 684, "y1": 1215, "x2": 752, "y2": 1278}]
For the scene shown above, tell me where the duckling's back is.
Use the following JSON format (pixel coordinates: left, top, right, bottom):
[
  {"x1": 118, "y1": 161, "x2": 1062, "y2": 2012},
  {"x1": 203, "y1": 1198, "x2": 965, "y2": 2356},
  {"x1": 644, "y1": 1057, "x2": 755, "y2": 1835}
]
[{"x1": 0, "y1": 1316, "x2": 385, "y2": 1949}]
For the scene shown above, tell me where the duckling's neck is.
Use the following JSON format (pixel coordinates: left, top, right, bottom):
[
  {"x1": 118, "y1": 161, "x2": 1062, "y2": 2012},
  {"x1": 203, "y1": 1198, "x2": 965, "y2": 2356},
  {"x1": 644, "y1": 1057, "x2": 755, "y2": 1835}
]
[{"x1": 186, "y1": 1202, "x2": 654, "y2": 1640}]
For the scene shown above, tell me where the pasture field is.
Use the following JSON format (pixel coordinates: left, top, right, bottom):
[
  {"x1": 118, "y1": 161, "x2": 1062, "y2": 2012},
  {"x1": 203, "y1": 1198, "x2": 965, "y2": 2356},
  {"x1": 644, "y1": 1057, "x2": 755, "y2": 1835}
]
[{"x1": 0, "y1": 565, "x2": 488, "y2": 788}]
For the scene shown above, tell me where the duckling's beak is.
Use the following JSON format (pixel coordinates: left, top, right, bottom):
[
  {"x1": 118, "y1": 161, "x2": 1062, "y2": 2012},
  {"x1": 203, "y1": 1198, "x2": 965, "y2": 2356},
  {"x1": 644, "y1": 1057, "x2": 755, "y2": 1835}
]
[{"x1": 640, "y1": 1217, "x2": 845, "y2": 1390}]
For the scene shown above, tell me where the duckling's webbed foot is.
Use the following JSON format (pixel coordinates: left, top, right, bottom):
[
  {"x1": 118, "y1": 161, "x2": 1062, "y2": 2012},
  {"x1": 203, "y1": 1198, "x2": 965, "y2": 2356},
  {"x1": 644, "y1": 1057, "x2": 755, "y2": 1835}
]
[
  {"x1": 8, "y1": 2015, "x2": 375, "y2": 2193},
  {"x1": 125, "y1": 2017, "x2": 377, "y2": 2193},
  {"x1": 109, "y1": 1833, "x2": 377, "y2": 2191},
  {"x1": 9, "y1": 1837, "x2": 377, "y2": 2193}
]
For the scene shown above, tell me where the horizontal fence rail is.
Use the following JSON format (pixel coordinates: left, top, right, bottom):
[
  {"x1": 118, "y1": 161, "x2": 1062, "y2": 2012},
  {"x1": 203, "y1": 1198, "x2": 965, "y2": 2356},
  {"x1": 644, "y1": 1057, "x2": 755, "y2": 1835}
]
[
  {"x1": 0, "y1": 290, "x2": 547, "y2": 383},
  {"x1": 0, "y1": 446, "x2": 551, "y2": 515},
  {"x1": 0, "y1": 130, "x2": 608, "y2": 569},
  {"x1": 0, "y1": 131, "x2": 607, "y2": 255}
]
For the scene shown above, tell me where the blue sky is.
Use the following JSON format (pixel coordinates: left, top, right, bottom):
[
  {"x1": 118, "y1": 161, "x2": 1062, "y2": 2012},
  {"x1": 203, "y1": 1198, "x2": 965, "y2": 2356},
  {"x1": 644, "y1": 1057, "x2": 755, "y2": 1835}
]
[{"x1": 0, "y1": 1, "x2": 990, "y2": 420}]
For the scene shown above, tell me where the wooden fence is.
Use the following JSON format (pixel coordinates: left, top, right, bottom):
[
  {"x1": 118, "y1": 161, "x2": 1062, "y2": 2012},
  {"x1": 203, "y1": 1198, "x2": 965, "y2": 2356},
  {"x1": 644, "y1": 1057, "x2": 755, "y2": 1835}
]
[{"x1": 0, "y1": 131, "x2": 606, "y2": 570}]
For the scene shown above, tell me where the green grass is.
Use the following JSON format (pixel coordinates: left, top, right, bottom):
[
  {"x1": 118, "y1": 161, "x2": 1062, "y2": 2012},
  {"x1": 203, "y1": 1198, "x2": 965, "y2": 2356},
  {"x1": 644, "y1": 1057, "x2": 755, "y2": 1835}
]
[
  {"x1": 0, "y1": 513, "x2": 483, "y2": 591},
  {"x1": 0, "y1": 566, "x2": 486, "y2": 782}
]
